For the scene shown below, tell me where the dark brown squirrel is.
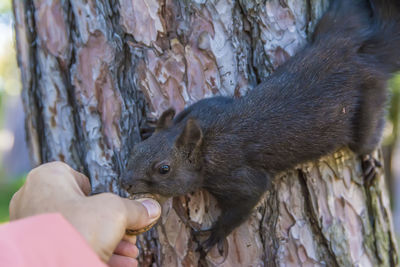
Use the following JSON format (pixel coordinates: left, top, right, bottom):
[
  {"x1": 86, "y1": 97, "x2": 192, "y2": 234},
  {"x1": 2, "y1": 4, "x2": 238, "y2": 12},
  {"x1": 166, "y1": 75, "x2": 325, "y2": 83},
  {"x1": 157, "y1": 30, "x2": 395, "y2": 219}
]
[{"x1": 121, "y1": 0, "x2": 400, "y2": 252}]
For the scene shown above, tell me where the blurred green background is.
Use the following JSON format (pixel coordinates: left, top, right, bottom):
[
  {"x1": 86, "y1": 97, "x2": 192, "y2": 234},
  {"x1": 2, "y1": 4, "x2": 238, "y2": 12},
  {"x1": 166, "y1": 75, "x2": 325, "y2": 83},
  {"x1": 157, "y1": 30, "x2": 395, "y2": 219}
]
[
  {"x1": 0, "y1": 0, "x2": 399, "y2": 239},
  {"x1": 0, "y1": 0, "x2": 29, "y2": 223}
]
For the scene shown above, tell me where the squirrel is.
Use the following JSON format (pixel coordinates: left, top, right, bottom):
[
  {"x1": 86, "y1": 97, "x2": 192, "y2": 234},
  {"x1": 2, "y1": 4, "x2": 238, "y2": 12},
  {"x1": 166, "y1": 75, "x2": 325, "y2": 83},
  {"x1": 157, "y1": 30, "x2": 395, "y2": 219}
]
[{"x1": 121, "y1": 0, "x2": 400, "y2": 252}]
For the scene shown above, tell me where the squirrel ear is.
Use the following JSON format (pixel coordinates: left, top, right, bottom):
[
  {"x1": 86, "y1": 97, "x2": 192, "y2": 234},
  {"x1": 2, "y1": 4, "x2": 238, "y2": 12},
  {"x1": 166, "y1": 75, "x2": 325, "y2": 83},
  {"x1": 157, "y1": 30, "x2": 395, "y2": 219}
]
[
  {"x1": 176, "y1": 118, "x2": 203, "y2": 157},
  {"x1": 156, "y1": 108, "x2": 176, "y2": 131}
]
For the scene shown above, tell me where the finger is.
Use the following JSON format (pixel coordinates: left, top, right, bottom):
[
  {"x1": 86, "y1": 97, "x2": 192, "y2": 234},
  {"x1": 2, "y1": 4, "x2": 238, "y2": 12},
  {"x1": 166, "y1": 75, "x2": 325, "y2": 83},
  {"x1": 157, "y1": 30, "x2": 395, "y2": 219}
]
[
  {"x1": 8, "y1": 190, "x2": 22, "y2": 220},
  {"x1": 114, "y1": 240, "x2": 139, "y2": 258},
  {"x1": 70, "y1": 170, "x2": 92, "y2": 196},
  {"x1": 109, "y1": 254, "x2": 138, "y2": 267},
  {"x1": 121, "y1": 198, "x2": 161, "y2": 231},
  {"x1": 43, "y1": 161, "x2": 91, "y2": 196},
  {"x1": 123, "y1": 234, "x2": 136, "y2": 244}
]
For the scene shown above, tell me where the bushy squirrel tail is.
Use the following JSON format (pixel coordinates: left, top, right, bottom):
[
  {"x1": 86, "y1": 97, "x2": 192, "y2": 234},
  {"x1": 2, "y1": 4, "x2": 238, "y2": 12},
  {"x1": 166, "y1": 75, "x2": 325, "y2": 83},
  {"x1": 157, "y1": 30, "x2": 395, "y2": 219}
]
[
  {"x1": 361, "y1": 0, "x2": 400, "y2": 74},
  {"x1": 311, "y1": 0, "x2": 371, "y2": 44},
  {"x1": 313, "y1": 0, "x2": 400, "y2": 74}
]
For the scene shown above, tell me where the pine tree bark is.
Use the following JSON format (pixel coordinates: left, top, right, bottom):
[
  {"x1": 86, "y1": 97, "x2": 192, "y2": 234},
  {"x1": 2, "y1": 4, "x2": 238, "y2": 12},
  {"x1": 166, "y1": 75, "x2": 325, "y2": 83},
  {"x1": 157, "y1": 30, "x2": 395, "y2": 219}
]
[{"x1": 13, "y1": 0, "x2": 398, "y2": 266}]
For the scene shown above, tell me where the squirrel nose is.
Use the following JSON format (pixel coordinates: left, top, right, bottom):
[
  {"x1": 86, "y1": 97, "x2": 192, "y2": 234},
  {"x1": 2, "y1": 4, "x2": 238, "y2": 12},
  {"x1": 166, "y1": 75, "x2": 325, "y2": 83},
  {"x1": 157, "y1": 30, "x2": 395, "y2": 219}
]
[{"x1": 119, "y1": 170, "x2": 133, "y2": 190}]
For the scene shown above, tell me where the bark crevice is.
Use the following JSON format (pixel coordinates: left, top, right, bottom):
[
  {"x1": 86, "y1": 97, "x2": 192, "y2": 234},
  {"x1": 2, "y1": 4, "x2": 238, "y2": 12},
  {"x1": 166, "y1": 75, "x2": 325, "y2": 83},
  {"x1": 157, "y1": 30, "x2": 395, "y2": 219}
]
[
  {"x1": 297, "y1": 169, "x2": 340, "y2": 267},
  {"x1": 26, "y1": 0, "x2": 44, "y2": 163},
  {"x1": 61, "y1": 1, "x2": 89, "y2": 175}
]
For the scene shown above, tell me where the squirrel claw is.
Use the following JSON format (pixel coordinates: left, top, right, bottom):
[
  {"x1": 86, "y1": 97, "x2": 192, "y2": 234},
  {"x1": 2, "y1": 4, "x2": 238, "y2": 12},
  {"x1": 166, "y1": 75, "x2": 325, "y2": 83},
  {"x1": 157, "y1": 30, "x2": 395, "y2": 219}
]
[
  {"x1": 361, "y1": 154, "x2": 382, "y2": 184},
  {"x1": 217, "y1": 239, "x2": 225, "y2": 255},
  {"x1": 192, "y1": 228, "x2": 213, "y2": 253},
  {"x1": 197, "y1": 231, "x2": 225, "y2": 255},
  {"x1": 192, "y1": 227, "x2": 222, "y2": 254}
]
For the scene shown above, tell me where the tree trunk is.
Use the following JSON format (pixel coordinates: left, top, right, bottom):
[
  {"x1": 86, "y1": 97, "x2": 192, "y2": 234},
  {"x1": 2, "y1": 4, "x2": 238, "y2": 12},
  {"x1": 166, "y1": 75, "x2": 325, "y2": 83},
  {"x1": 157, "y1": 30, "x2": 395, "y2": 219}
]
[{"x1": 13, "y1": 0, "x2": 399, "y2": 266}]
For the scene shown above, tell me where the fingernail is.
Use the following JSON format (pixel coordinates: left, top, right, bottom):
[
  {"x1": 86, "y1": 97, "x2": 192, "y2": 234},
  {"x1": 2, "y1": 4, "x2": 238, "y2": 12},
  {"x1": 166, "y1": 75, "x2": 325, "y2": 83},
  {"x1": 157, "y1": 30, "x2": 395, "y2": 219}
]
[{"x1": 137, "y1": 198, "x2": 161, "y2": 219}]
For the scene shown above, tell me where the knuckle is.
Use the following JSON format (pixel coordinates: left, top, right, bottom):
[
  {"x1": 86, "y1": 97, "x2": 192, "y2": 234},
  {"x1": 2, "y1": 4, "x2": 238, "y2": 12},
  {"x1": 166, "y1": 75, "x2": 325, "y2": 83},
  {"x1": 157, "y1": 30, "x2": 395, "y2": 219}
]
[
  {"x1": 47, "y1": 161, "x2": 71, "y2": 171},
  {"x1": 8, "y1": 191, "x2": 20, "y2": 219},
  {"x1": 101, "y1": 193, "x2": 127, "y2": 222},
  {"x1": 27, "y1": 161, "x2": 71, "y2": 179},
  {"x1": 102, "y1": 192, "x2": 122, "y2": 203},
  {"x1": 113, "y1": 209, "x2": 127, "y2": 227},
  {"x1": 99, "y1": 248, "x2": 113, "y2": 262}
]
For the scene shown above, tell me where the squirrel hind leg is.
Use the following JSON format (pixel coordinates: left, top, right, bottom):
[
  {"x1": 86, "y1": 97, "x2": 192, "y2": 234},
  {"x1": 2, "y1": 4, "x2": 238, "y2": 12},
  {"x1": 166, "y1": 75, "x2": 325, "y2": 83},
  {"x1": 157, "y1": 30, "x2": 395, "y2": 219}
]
[
  {"x1": 348, "y1": 81, "x2": 387, "y2": 183},
  {"x1": 349, "y1": 113, "x2": 385, "y2": 184},
  {"x1": 349, "y1": 80, "x2": 387, "y2": 155},
  {"x1": 349, "y1": 113, "x2": 385, "y2": 155}
]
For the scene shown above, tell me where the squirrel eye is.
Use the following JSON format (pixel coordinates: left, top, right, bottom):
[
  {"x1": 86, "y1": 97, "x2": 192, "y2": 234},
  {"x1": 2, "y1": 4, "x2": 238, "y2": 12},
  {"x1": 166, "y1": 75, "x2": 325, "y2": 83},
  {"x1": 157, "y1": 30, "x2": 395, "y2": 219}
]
[{"x1": 159, "y1": 165, "x2": 170, "y2": 174}]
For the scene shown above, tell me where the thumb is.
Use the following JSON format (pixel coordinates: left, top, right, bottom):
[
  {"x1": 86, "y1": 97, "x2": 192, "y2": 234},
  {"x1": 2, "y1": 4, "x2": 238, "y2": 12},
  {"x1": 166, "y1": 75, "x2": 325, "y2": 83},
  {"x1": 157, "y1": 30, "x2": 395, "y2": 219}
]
[{"x1": 121, "y1": 198, "x2": 161, "y2": 232}]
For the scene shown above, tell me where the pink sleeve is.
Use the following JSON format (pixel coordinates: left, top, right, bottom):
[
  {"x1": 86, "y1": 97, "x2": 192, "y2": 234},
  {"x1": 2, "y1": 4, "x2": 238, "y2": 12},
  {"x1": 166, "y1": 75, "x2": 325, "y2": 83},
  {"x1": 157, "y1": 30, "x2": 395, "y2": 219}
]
[{"x1": 0, "y1": 213, "x2": 107, "y2": 267}]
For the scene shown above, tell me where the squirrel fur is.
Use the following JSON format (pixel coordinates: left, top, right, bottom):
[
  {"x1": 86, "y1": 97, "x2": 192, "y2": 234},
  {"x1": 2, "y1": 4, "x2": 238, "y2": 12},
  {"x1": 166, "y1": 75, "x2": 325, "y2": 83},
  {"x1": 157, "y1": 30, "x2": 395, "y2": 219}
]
[{"x1": 121, "y1": 0, "x2": 400, "y2": 251}]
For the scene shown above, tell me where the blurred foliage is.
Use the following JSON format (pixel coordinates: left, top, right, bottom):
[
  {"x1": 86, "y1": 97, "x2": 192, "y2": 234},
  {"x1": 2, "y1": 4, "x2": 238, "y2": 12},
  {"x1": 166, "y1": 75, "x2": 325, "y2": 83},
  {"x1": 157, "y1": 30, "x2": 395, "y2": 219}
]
[
  {"x1": 0, "y1": 0, "x2": 11, "y2": 14},
  {"x1": 0, "y1": 175, "x2": 25, "y2": 223},
  {"x1": 0, "y1": 36, "x2": 20, "y2": 97},
  {"x1": 0, "y1": 2, "x2": 21, "y2": 129},
  {"x1": 0, "y1": 0, "x2": 24, "y2": 223},
  {"x1": 382, "y1": 75, "x2": 400, "y2": 208},
  {"x1": 384, "y1": 74, "x2": 400, "y2": 145},
  {"x1": 0, "y1": 0, "x2": 20, "y2": 153}
]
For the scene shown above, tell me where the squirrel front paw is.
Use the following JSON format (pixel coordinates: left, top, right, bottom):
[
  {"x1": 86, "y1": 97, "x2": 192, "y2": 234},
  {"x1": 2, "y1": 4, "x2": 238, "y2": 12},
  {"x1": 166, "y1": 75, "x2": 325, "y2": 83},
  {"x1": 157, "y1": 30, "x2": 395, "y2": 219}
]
[
  {"x1": 361, "y1": 154, "x2": 382, "y2": 184},
  {"x1": 193, "y1": 227, "x2": 226, "y2": 255}
]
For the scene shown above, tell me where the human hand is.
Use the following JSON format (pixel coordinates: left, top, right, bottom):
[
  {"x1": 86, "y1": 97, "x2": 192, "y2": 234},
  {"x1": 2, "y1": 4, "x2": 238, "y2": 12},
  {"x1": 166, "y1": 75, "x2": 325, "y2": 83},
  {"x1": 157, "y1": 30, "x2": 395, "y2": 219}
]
[{"x1": 9, "y1": 161, "x2": 161, "y2": 267}]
